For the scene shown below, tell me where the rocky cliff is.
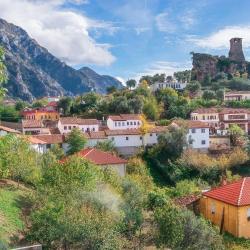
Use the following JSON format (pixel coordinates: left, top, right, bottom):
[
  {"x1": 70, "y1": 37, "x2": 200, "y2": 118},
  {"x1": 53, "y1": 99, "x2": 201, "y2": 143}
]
[{"x1": 0, "y1": 18, "x2": 122, "y2": 101}]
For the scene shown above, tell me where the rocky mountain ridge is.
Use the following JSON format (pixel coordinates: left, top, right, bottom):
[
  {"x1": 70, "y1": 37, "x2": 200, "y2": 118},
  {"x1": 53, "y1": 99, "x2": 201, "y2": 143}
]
[{"x1": 0, "y1": 18, "x2": 122, "y2": 101}]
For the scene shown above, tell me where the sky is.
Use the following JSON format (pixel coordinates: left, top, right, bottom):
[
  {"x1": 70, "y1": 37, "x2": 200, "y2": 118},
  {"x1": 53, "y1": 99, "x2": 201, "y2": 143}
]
[{"x1": 1, "y1": 0, "x2": 250, "y2": 83}]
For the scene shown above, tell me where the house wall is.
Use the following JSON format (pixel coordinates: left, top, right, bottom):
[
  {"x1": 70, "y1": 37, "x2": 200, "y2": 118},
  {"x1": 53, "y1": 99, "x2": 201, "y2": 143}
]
[
  {"x1": 190, "y1": 112, "x2": 219, "y2": 127},
  {"x1": 107, "y1": 118, "x2": 142, "y2": 130},
  {"x1": 238, "y1": 206, "x2": 250, "y2": 238},
  {"x1": 86, "y1": 138, "x2": 108, "y2": 147},
  {"x1": 23, "y1": 128, "x2": 43, "y2": 135},
  {"x1": 224, "y1": 93, "x2": 250, "y2": 101},
  {"x1": 150, "y1": 82, "x2": 187, "y2": 92},
  {"x1": 200, "y1": 196, "x2": 238, "y2": 237},
  {"x1": 24, "y1": 111, "x2": 59, "y2": 121},
  {"x1": 58, "y1": 120, "x2": 99, "y2": 134},
  {"x1": 187, "y1": 127, "x2": 209, "y2": 149},
  {"x1": 0, "y1": 130, "x2": 8, "y2": 136},
  {"x1": 30, "y1": 144, "x2": 46, "y2": 154}
]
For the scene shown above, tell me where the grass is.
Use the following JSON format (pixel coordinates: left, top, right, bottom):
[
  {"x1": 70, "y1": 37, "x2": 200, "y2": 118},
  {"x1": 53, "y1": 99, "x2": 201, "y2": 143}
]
[
  {"x1": 224, "y1": 232, "x2": 250, "y2": 250},
  {"x1": 0, "y1": 185, "x2": 27, "y2": 245}
]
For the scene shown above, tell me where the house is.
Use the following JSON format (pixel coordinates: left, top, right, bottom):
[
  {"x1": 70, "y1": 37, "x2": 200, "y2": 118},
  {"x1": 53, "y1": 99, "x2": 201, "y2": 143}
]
[
  {"x1": 85, "y1": 131, "x2": 108, "y2": 147},
  {"x1": 150, "y1": 81, "x2": 187, "y2": 92},
  {"x1": 57, "y1": 117, "x2": 99, "y2": 134},
  {"x1": 32, "y1": 134, "x2": 65, "y2": 151},
  {"x1": 200, "y1": 178, "x2": 250, "y2": 238},
  {"x1": 26, "y1": 136, "x2": 46, "y2": 154},
  {"x1": 107, "y1": 114, "x2": 142, "y2": 130},
  {"x1": 22, "y1": 120, "x2": 46, "y2": 135},
  {"x1": 64, "y1": 148, "x2": 127, "y2": 177},
  {"x1": 191, "y1": 108, "x2": 250, "y2": 134},
  {"x1": 224, "y1": 91, "x2": 250, "y2": 101},
  {"x1": 22, "y1": 108, "x2": 59, "y2": 121},
  {"x1": 171, "y1": 120, "x2": 210, "y2": 151},
  {"x1": 0, "y1": 125, "x2": 21, "y2": 136}
]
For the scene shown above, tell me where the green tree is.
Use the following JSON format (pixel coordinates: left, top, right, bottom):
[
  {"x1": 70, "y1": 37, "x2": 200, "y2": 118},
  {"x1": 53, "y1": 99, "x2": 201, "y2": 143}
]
[
  {"x1": 95, "y1": 140, "x2": 116, "y2": 153},
  {"x1": 185, "y1": 81, "x2": 201, "y2": 95},
  {"x1": 106, "y1": 85, "x2": 117, "y2": 94},
  {"x1": 126, "y1": 79, "x2": 136, "y2": 90},
  {"x1": 58, "y1": 97, "x2": 73, "y2": 115},
  {"x1": 143, "y1": 97, "x2": 159, "y2": 120},
  {"x1": 0, "y1": 47, "x2": 8, "y2": 99},
  {"x1": 202, "y1": 90, "x2": 216, "y2": 100},
  {"x1": 15, "y1": 100, "x2": 27, "y2": 111},
  {"x1": 228, "y1": 124, "x2": 246, "y2": 146},
  {"x1": 67, "y1": 128, "x2": 87, "y2": 155}
]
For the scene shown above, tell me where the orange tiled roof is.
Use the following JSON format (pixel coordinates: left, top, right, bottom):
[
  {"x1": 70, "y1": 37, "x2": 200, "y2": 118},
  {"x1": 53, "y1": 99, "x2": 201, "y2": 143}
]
[
  {"x1": 108, "y1": 114, "x2": 141, "y2": 121},
  {"x1": 192, "y1": 108, "x2": 250, "y2": 115},
  {"x1": 33, "y1": 134, "x2": 64, "y2": 144},
  {"x1": 171, "y1": 120, "x2": 209, "y2": 129},
  {"x1": 203, "y1": 178, "x2": 250, "y2": 206},
  {"x1": 26, "y1": 136, "x2": 46, "y2": 144}
]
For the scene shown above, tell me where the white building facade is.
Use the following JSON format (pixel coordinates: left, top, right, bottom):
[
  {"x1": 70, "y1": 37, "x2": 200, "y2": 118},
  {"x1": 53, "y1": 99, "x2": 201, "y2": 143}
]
[
  {"x1": 150, "y1": 81, "x2": 187, "y2": 92},
  {"x1": 107, "y1": 114, "x2": 142, "y2": 130}
]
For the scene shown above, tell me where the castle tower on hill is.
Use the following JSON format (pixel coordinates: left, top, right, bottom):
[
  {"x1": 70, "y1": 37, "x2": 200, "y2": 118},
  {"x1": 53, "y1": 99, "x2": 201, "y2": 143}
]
[{"x1": 228, "y1": 38, "x2": 245, "y2": 62}]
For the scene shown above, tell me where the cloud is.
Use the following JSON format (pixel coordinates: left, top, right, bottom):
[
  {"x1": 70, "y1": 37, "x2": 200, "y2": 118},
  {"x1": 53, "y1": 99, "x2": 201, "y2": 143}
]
[
  {"x1": 0, "y1": 0, "x2": 116, "y2": 66},
  {"x1": 155, "y1": 12, "x2": 176, "y2": 33},
  {"x1": 187, "y1": 25, "x2": 250, "y2": 49},
  {"x1": 132, "y1": 61, "x2": 191, "y2": 81},
  {"x1": 115, "y1": 76, "x2": 126, "y2": 86}
]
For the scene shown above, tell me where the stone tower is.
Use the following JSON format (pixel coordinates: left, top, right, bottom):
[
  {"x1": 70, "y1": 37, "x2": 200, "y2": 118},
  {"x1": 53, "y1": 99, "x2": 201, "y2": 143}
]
[{"x1": 228, "y1": 38, "x2": 245, "y2": 62}]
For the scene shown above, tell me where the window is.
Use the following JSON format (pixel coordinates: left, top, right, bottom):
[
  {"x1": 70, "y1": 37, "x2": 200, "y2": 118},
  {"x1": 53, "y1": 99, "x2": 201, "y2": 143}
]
[
  {"x1": 201, "y1": 140, "x2": 206, "y2": 145},
  {"x1": 68, "y1": 126, "x2": 72, "y2": 130},
  {"x1": 201, "y1": 128, "x2": 206, "y2": 133},
  {"x1": 73, "y1": 126, "x2": 76, "y2": 128},
  {"x1": 126, "y1": 137, "x2": 129, "y2": 140},
  {"x1": 122, "y1": 122, "x2": 125, "y2": 126},
  {"x1": 93, "y1": 127, "x2": 95, "y2": 131},
  {"x1": 202, "y1": 115, "x2": 205, "y2": 120},
  {"x1": 127, "y1": 122, "x2": 129, "y2": 125},
  {"x1": 111, "y1": 137, "x2": 114, "y2": 141},
  {"x1": 191, "y1": 128, "x2": 196, "y2": 133},
  {"x1": 115, "y1": 122, "x2": 117, "y2": 127},
  {"x1": 134, "y1": 122, "x2": 136, "y2": 125},
  {"x1": 140, "y1": 136, "x2": 142, "y2": 140},
  {"x1": 150, "y1": 133, "x2": 152, "y2": 137},
  {"x1": 64, "y1": 126, "x2": 67, "y2": 130},
  {"x1": 247, "y1": 208, "x2": 250, "y2": 221},
  {"x1": 211, "y1": 203, "x2": 216, "y2": 214},
  {"x1": 130, "y1": 122, "x2": 133, "y2": 125},
  {"x1": 137, "y1": 121, "x2": 140, "y2": 125},
  {"x1": 118, "y1": 122, "x2": 121, "y2": 126}
]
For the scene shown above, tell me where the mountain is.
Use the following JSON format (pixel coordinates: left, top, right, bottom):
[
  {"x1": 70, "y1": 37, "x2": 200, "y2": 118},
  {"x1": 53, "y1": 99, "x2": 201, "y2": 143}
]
[{"x1": 0, "y1": 18, "x2": 122, "y2": 101}]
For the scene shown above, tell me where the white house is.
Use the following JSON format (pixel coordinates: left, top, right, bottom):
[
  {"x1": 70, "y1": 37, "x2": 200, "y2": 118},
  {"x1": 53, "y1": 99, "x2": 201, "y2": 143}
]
[
  {"x1": 26, "y1": 136, "x2": 47, "y2": 154},
  {"x1": 107, "y1": 114, "x2": 142, "y2": 130},
  {"x1": 224, "y1": 91, "x2": 250, "y2": 101},
  {"x1": 171, "y1": 120, "x2": 210, "y2": 151},
  {"x1": 150, "y1": 81, "x2": 187, "y2": 92},
  {"x1": 58, "y1": 117, "x2": 99, "y2": 134}
]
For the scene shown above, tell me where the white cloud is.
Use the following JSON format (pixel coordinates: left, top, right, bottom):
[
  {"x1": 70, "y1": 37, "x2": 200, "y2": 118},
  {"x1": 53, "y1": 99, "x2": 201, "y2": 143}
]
[
  {"x1": 132, "y1": 61, "x2": 191, "y2": 81},
  {"x1": 0, "y1": 0, "x2": 116, "y2": 66},
  {"x1": 155, "y1": 12, "x2": 176, "y2": 33},
  {"x1": 115, "y1": 76, "x2": 126, "y2": 86},
  {"x1": 187, "y1": 25, "x2": 250, "y2": 49}
]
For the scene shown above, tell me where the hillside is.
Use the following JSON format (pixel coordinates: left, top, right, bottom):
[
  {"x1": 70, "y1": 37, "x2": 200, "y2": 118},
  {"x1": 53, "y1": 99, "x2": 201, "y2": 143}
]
[
  {"x1": 0, "y1": 180, "x2": 30, "y2": 248},
  {"x1": 0, "y1": 18, "x2": 122, "y2": 101}
]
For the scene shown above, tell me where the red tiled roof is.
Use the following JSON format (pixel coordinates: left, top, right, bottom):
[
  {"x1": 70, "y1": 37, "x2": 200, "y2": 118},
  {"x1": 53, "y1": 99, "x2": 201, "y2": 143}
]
[
  {"x1": 59, "y1": 117, "x2": 99, "y2": 125},
  {"x1": 26, "y1": 136, "x2": 46, "y2": 144},
  {"x1": 0, "y1": 125, "x2": 21, "y2": 134},
  {"x1": 22, "y1": 119, "x2": 43, "y2": 128},
  {"x1": 87, "y1": 131, "x2": 107, "y2": 139},
  {"x1": 203, "y1": 178, "x2": 250, "y2": 206},
  {"x1": 105, "y1": 129, "x2": 141, "y2": 136},
  {"x1": 33, "y1": 134, "x2": 64, "y2": 144}
]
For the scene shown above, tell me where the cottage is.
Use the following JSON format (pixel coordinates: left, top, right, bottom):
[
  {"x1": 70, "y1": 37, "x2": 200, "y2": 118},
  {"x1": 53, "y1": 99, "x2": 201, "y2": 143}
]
[
  {"x1": 171, "y1": 120, "x2": 210, "y2": 151},
  {"x1": 200, "y1": 178, "x2": 250, "y2": 238},
  {"x1": 57, "y1": 117, "x2": 99, "y2": 134},
  {"x1": 107, "y1": 114, "x2": 142, "y2": 130},
  {"x1": 150, "y1": 81, "x2": 187, "y2": 92},
  {"x1": 22, "y1": 108, "x2": 59, "y2": 121},
  {"x1": 32, "y1": 134, "x2": 65, "y2": 151},
  {"x1": 22, "y1": 120, "x2": 48, "y2": 135},
  {"x1": 224, "y1": 91, "x2": 250, "y2": 101}
]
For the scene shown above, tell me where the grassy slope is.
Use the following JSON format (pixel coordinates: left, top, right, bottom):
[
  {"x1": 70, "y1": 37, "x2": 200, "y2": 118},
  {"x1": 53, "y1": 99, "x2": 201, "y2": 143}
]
[{"x1": 0, "y1": 183, "x2": 29, "y2": 246}]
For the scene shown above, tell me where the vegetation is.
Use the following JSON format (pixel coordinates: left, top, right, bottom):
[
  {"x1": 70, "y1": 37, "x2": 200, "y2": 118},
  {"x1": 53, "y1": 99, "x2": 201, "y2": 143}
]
[{"x1": 66, "y1": 128, "x2": 87, "y2": 155}]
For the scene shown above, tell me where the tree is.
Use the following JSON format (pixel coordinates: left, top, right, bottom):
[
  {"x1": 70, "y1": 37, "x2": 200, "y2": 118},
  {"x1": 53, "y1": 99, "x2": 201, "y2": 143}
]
[
  {"x1": 95, "y1": 140, "x2": 116, "y2": 153},
  {"x1": 139, "y1": 115, "x2": 153, "y2": 148},
  {"x1": 67, "y1": 128, "x2": 87, "y2": 155},
  {"x1": 202, "y1": 90, "x2": 216, "y2": 100},
  {"x1": 0, "y1": 47, "x2": 8, "y2": 99},
  {"x1": 126, "y1": 79, "x2": 136, "y2": 90},
  {"x1": 185, "y1": 81, "x2": 201, "y2": 95},
  {"x1": 143, "y1": 97, "x2": 160, "y2": 121},
  {"x1": 228, "y1": 124, "x2": 246, "y2": 146},
  {"x1": 139, "y1": 75, "x2": 153, "y2": 85},
  {"x1": 154, "y1": 203, "x2": 225, "y2": 250},
  {"x1": 15, "y1": 100, "x2": 27, "y2": 111},
  {"x1": 106, "y1": 85, "x2": 117, "y2": 94},
  {"x1": 58, "y1": 97, "x2": 73, "y2": 115}
]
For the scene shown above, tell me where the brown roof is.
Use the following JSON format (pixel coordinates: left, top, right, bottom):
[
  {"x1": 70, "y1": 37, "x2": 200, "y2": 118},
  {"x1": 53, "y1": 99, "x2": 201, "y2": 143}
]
[
  {"x1": 77, "y1": 148, "x2": 127, "y2": 165},
  {"x1": 33, "y1": 134, "x2": 64, "y2": 144},
  {"x1": 105, "y1": 129, "x2": 141, "y2": 136},
  {"x1": 225, "y1": 91, "x2": 250, "y2": 95},
  {"x1": 59, "y1": 117, "x2": 99, "y2": 125},
  {"x1": 26, "y1": 136, "x2": 46, "y2": 144},
  {"x1": 0, "y1": 125, "x2": 21, "y2": 134},
  {"x1": 192, "y1": 108, "x2": 250, "y2": 115},
  {"x1": 87, "y1": 131, "x2": 107, "y2": 139},
  {"x1": 171, "y1": 120, "x2": 210, "y2": 129},
  {"x1": 22, "y1": 119, "x2": 43, "y2": 128},
  {"x1": 203, "y1": 178, "x2": 250, "y2": 206},
  {"x1": 174, "y1": 195, "x2": 200, "y2": 207},
  {"x1": 108, "y1": 114, "x2": 141, "y2": 121},
  {"x1": 0, "y1": 121, "x2": 22, "y2": 130}
]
